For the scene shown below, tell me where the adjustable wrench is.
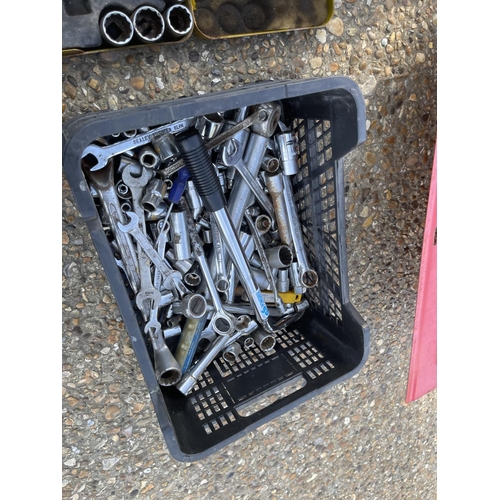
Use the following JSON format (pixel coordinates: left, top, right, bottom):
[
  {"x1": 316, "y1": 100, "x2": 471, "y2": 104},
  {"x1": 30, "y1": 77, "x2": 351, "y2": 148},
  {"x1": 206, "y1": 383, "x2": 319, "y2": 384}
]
[{"x1": 83, "y1": 117, "x2": 196, "y2": 172}]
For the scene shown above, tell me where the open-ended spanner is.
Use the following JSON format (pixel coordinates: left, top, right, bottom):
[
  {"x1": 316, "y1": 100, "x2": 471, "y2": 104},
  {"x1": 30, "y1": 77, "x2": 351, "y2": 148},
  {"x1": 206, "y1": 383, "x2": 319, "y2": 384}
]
[
  {"x1": 83, "y1": 117, "x2": 196, "y2": 172},
  {"x1": 84, "y1": 159, "x2": 140, "y2": 293},
  {"x1": 154, "y1": 219, "x2": 189, "y2": 297},
  {"x1": 121, "y1": 165, "x2": 161, "y2": 319},
  {"x1": 117, "y1": 211, "x2": 185, "y2": 294}
]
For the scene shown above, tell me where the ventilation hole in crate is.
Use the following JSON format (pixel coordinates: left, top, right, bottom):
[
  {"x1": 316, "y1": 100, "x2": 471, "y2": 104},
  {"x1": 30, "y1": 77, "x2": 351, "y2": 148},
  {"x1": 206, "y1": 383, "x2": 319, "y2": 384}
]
[
  {"x1": 220, "y1": 416, "x2": 228, "y2": 426},
  {"x1": 315, "y1": 122, "x2": 323, "y2": 138},
  {"x1": 203, "y1": 423, "x2": 212, "y2": 434},
  {"x1": 326, "y1": 147, "x2": 333, "y2": 162},
  {"x1": 307, "y1": 370, "x2": 316, "y2": 379},
  {"x1": 227, "y1": 411, "x2": 236, "y2": 422},
  {"x1": 300, "y1": 154, "x2": 308, "y2": 169},
  {"x1": 191, "y1": 385, "x2": 230, "y2": 422},
  {"x1": 298, "y1": 123, "x2": 306, "y2": 139}
]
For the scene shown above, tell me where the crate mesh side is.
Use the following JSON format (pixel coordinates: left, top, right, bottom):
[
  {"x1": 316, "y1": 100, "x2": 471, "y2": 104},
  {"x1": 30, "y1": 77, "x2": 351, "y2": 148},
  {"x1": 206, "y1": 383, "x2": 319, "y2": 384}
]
[{"x1": 292, "y1": 118, "x2": 342, "y2": 324}]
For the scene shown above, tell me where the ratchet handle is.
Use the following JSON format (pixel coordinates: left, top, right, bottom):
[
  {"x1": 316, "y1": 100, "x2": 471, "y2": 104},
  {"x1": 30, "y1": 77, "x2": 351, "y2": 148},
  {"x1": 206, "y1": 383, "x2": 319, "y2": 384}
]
[{"x1": 175, "y1": 129, "x2": 225, "y2": 212}]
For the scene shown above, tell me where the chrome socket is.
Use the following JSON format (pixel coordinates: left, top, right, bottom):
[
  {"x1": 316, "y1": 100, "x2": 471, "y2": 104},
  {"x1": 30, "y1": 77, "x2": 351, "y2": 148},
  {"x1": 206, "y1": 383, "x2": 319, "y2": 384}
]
[
  {"x1": 222, "y1": 342, "x2": 242, "y2": 363},
  {"x1": 100, "y1": 10, "x2": 134, "y2": 47},
  {"x1": 251, "y1": 329, "x2": 276, "y2": 352},
  {"x1": 170, "y1": 210, "x2": 192, "y2": 261},
  {"x1": 132, "y1": 5, "x2": 165, "y2": 43},
  {"x1": 141, "y1": 178, "x2": 167, "y2": 213},
  {"x1": 264, "y1": 245, "x2": 293, "y2": 269},
  {"x1": 197, "y1": 113, "x2": 224, "y2": 140},
  {"x1": 277, "y1": 269, "x2": 290, "y2": 293},
  {"x1": 275, "y1": 128, "x2": 300, "y2": 176},
  {"x1": 163, "y1": 325, "x2": 182, "y2": 339},
  {"x1": 179, "y1": 293, "x2": 207, "y2": 320},
  {"x1": 152, "y1": 132, "x2": 179, "y2": 163},
  {"x1": 139, "y1": 145, "x2": 160, "y2": 169},
  {"x1": 165, "y1": 4, "x2": 193, "y2": 37}
]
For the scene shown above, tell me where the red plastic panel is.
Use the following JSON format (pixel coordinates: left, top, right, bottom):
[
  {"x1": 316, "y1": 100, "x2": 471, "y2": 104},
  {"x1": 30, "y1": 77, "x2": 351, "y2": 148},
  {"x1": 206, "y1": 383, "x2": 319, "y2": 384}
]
[{"x1": 405, "y1": 144, "x2": 437, "y2": 403}]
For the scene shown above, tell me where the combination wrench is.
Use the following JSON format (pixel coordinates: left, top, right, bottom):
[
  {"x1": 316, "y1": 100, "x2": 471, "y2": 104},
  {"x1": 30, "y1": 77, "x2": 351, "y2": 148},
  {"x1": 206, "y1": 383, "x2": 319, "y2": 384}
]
[
  {"x1": 179, "y1": 197, "x2": 237, "y2": 336},
  {"x1": 84, "y1": 159, "x2": 140, "y2": 293},
  {"x1": 117, "y1": 211, "x2": 185, "y2": 295},
  {"x1": 121, "y1": 165, "x2": 161, "y2": 319},
  {"x1": 220, "y1": 136, "x2": 276, "y2": 228},
  {"x1": 83, "y1": 117, "x2": 197, "y2": 172}
]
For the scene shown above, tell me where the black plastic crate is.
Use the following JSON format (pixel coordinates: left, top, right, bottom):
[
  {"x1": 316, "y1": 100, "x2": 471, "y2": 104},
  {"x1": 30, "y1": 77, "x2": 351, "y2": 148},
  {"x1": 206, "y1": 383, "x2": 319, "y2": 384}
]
[{"x1": 62, "y1": 77, "x2": 370, "y2": 461}]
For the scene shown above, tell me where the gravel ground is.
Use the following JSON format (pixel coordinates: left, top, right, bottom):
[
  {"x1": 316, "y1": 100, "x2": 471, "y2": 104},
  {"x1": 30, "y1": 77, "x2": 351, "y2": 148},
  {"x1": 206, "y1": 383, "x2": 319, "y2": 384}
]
[{"x1": 62, "y1": 0, "x2": 437, "y2": 498}]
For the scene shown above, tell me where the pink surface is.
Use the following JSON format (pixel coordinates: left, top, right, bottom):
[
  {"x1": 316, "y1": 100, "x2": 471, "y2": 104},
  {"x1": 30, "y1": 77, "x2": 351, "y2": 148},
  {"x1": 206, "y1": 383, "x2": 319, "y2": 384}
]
[{"x1": 405, "y1": 145, "x2": 437, "y2": 403}]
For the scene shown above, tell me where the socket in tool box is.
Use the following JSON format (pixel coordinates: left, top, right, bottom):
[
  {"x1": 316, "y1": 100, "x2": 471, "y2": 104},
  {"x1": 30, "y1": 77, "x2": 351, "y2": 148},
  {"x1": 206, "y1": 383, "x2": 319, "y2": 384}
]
[
  {"x1": 62, "y1": 0, "x2": 194, "y2": 54},
  {"x1": 62, "y1": 77, "x2": 370, "y2": 461}
]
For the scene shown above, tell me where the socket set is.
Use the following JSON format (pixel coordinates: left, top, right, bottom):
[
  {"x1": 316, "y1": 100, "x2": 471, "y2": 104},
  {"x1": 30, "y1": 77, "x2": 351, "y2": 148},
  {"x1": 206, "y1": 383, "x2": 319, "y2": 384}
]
[
  {"x1": 63, "y1": 77, "x2": 370, "y2": 461},
  {"x1": 62, "y1": 0, "x2": 194, "y2": 53}
]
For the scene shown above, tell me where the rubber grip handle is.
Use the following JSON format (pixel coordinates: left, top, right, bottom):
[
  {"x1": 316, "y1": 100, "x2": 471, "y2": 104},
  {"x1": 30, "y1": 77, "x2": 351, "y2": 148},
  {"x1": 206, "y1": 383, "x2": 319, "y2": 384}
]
[{"x1": 175, "y1": 129, "x2": 225, "y2": 212}]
